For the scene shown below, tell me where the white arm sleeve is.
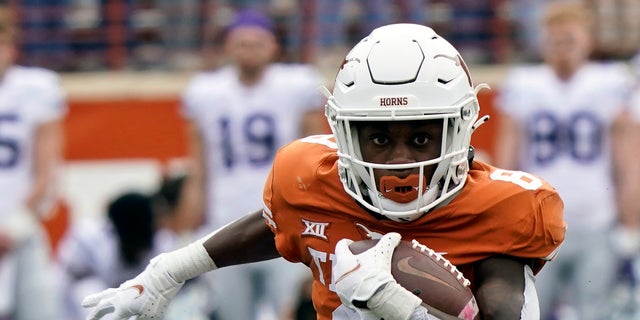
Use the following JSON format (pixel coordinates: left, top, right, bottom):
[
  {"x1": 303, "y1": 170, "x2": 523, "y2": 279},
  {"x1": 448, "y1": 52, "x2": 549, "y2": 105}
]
[{"x1": 521, "y1": 264, "x2": 540, "y2": 320}]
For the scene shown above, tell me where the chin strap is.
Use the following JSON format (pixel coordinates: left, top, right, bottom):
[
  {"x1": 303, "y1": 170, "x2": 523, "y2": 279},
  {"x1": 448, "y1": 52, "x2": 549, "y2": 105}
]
[{"x1": 467, "y1": 146, "x2": 476, "y2": 165}]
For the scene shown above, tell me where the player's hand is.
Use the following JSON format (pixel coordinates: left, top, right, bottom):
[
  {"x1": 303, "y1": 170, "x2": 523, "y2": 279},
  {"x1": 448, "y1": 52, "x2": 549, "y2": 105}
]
[
  {"x1": 334, "y1": 232, "x2": 423, "y2": 320},
  {"x1": 82, "y1": 254, "x2": 184, "y2": 320},
  {"x1": 0, "y1": 205, "x2": 39, "y2": 247},
  {"x1": 333, "y1": 232, "x2": 401, "y2": 307}
]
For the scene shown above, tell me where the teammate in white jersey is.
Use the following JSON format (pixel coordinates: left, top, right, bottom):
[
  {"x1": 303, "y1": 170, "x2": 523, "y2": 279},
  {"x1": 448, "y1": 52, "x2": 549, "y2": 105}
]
[
  {"x1": 495, "y1": 3, "x2": 640, "y2": 319},
  {"x1": 180, "y1": 9, "x2": 326, "y2": 320},
  {"x1": 58, "y1": 175, "x2": 217, "y2": 320},
  {"x1": 0, "y1": 6, "x2": 66, "y2": 319}
]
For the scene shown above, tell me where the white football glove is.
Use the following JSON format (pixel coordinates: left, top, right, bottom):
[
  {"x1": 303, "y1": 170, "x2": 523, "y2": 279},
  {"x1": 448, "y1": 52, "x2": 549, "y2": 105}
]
[
  {"x1": 82, "y1": 255, "x2": 183, "y2": 320},
  {"x1": 333, "y1": 232, "x2": 422, "y2": 320},
  {"x1": 82, "y1": 242, "x2": 216, "y2": 320}
]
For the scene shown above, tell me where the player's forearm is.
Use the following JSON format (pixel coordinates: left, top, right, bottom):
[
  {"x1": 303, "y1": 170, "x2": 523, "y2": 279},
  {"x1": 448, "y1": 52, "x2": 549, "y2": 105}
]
[
  {"x1": 202, "y1": 209, "x2": 280, "y2": 267},
  {"x1": 25, "y1": 168, "x2": 55, "y2": 212},
  {"x1": 26, "y1": 120, "x2": 62, "y2": 213},
  {"x1": 474, "y1": 257, "x2": 528, "y2": 319},
  {"x1": 155, "y1": 209, "x2": 278, "y2": 286},
  {"x1": 177, "y1": 168, "x2": 207, "y2": 231},
  {"x1": 24, "y1": 178, "x2": 50, "y2": 212},
  {"x1": 180, "y1": 123, "x2": 208, "y2": 230},
  {"x1": 494, "y1": 116, "x2": 520, "y2": 170},
  {"x1": 617, "y1": 189, "x2": 640, "y2": 227},
  {"x1": 612, "y1": 122, "x2": 640, "y2": 227}
]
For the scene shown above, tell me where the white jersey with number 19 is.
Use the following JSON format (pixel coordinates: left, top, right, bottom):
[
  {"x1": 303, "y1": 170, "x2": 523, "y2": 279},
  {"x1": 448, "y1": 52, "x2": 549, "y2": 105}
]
[{"x1": 181, "y1": 63, "x2": 324, "y2": 229}]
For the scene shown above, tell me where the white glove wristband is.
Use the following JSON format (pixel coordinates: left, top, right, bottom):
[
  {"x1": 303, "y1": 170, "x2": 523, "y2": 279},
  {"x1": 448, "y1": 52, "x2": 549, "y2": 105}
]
[
  {"x1": 82, "y1": 242, "x2": 216, "y2": 320},
  {"x1": 161, "y1": 242, "x2": 217, "y2": 283},
  {"x1": 367, "y1": 280, "x2": 422, "y2": 320},
  {"x1": 411, "y1": 306, "x2": 443, "y2": 320}
]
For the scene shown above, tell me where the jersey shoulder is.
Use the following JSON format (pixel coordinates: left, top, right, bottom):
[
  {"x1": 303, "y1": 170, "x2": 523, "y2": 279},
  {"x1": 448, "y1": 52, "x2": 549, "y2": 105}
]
[
  {"x1": 497, "y1": 64, "x2": 552, "y2": 113},
  {"x1": 184, "y1": 67, "x2": 234, "y2": 94},
  {"x1": 583, "y1": 62, "x2": 633, "y2": 88},
  {"x1": 463, "y1": 160, "x2": 561, "y2": 212},
  {"x1": 267, "y1": 63, "x2": 324, "y2": 88},
  {"x1": 502, "y1": 64, "x2": 550, "y2": 87},
  {"x1": 468, "y1": 160, "x2": 556, "y2": 190},
  {"x1": 5, "y1": 65, "x2": 62, "y2": 90},
  {"x1": 585, "y1": 61, "x2": 632, "y2": 76},
  {"x1": 271, "y1": 135, "x2": 339, "y2": 186},
  {"x1": 456, "y1": 161, "x2": 566, "y2": 268},
  {"x1": 182, "y1": 67, "x2": 236, "y2": 117},
  {"x1": 266, "y1": 135, "x2": 345, "y2": 211},
  {"x1": 2, "y1": 66, "x2": 66, "y2": 119},
  {"x1": 269, "y1": 63, "x2": 321, "y2": 78}
]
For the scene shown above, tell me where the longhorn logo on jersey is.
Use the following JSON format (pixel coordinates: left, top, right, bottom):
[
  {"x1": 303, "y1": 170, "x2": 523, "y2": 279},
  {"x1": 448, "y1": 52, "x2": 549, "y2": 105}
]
[{"x1": 355, "y1": 223, "x2": 384, "y2": 240}]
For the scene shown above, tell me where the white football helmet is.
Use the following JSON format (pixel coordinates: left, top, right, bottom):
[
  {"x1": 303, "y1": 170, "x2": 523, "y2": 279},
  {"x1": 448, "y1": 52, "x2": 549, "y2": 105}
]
[{"x1": 323, "y1": 24, "x2": 489, "y2": 222}]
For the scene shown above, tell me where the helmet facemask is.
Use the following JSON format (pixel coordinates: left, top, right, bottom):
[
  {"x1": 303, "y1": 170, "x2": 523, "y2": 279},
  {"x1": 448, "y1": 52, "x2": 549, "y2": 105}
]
[
  {"x1": 323, "y1": 23, "x2": 486, "y2": 222},
  {"x1": 326, "y1": 96, "x2": 479, "y2": 222}
]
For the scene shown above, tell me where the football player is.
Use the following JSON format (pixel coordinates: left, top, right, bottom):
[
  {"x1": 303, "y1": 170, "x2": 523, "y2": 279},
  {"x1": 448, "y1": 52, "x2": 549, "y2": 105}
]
[
  {"x1": 0, "y1": 5, "x2": 66, "y2": 319},
  {"x1": 58, "y1": 175, "x2": 217, "y2": 319},
  {"x1": 82, "y1": 23, "x2": 566, "y2": 320},
  {"x1": 179, "y1": 8, "x2": 327, "y2": 320},
  {"x1": 495, "y1": 3, "x2": 640, "y2": 319}
]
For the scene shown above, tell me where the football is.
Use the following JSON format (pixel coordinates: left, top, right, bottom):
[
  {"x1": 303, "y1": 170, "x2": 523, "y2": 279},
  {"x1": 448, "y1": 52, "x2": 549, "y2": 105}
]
[{"x1": 349, "y1": 239, "x2": 479, "y2": 320}]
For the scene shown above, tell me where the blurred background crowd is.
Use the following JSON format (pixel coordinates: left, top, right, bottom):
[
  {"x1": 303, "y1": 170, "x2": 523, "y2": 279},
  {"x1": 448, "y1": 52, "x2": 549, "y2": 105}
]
[
  {"x1": 2, "y1": 0, "x2": 640, "y2": 320},
  {"x1": 11, "y1": 0, "x2": 640, "y2": 71}
]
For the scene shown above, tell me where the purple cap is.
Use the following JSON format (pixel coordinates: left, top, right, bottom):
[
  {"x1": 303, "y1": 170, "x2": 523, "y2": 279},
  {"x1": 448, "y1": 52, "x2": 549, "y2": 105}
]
[{"x1": 227, "y1": 9, "x2": 275, "y2": 34}]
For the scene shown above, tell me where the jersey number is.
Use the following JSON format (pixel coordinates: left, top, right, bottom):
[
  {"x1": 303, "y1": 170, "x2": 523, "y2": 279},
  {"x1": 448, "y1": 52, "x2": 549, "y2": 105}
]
[
  {"x1": 490, "y1": 169, "x2": 543, "y2": 190},
  {"x1": 0, "y1": 114, "x2": 19, "y2": 169},
  {"x1": 218, "y1": 113, "x2": 276, "y2": 169},
  {"x1": 528, "y1": 111, "x2": 603, "y2": 165}
]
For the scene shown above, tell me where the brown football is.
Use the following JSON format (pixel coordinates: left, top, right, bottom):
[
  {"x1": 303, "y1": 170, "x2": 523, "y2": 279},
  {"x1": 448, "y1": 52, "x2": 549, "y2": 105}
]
[{"x1": 349, "y1": 239, "x2": 479, "y2": 320}]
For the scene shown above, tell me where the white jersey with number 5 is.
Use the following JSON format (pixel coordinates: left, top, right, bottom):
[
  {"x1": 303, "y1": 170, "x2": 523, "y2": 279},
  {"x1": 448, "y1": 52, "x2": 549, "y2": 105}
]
[
  {"x1": 497, "y1": 62, "x2": 634, "y2": 230},
  {"x1": 182, "y1": 63, "x2": 324, "y2": 228},
  {"x1": 0, "y1": 66, "x2": 66, "y2": 216}
]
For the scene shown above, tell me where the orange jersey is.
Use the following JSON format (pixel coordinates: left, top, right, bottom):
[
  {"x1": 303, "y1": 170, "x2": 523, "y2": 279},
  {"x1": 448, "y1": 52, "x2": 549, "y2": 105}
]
[{"x1": 263, "y1": 135, "x2": 566, "y2": 320}]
